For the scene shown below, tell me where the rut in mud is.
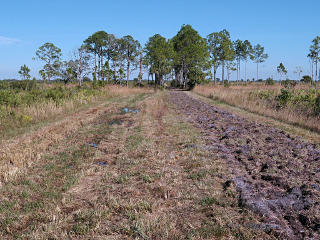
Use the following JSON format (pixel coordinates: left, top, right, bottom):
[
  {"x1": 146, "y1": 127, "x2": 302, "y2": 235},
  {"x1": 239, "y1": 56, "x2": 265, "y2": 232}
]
[{"x1": 169, "y1": 91, "x2": 320, "y2": 239}]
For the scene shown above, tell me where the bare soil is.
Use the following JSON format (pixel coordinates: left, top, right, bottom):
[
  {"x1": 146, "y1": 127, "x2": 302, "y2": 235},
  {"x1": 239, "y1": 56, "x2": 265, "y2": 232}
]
[{"x1": 169, "y1": 91, "x2": 320, "y2": 239}]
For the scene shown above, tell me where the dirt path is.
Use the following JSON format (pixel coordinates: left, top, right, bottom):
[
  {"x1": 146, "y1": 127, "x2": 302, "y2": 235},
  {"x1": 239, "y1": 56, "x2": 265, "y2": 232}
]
[
  {"x1": 169, "y1": 91, "x2": 320, "y2": 239},
  {"x1": 1, "y1": 91, "x2": 275, "y2": 239},
  {"x1": 4, "y1": 90, "x2": 320, "y2": 239}
]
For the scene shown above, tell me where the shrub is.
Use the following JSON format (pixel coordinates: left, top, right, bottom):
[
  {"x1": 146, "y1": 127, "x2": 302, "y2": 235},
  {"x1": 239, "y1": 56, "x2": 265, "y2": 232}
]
[
  {"x1": 83, "y1": 77, "x2": 91, "y2": 82},
  {"x1": 276, "y1": 89, "x2": 292, "y2": 107},
  {"x1": 223, "y1": 80, "x2": 230, "y2": 88},
  {"x1": 0, "y1": 90, "x2": 21, "y2": 107},
  {"x1": 96, "y1": 80, "x2": 107, "y2": 87},
  {"x1": 282, "y1": 79, "x2": 297, "y2": 88},
  {"x1": 257, "y1": 90, "x2": 273, "y2": 100},
  {"x1": 301, "y1": 75, "x2": 313, "y2": 85},
  {"x1": 314, "y1": 94, "x2": 320, "y2": 115},
  {"x1": 265, "y1": 78, "x2": 275, "y2": 85}
]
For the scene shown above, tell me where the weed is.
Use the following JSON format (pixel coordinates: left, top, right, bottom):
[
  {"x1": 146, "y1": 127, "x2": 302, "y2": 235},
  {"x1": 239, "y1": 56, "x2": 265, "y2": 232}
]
[
  {"x1": 115, "y1": 175, "x2": 129, "y2": 184},
  {"x1": 188, "y1": 170, "x2": 207, "y2": 180},
  {"x1": 141, "y1": 174, "x2": 154, "y2": 183},
  {"x1": 126, "y1": 134, "x2": 144, "y2": 149},
  {"x1": 196, "y1": 223, "x2": 228, "y2": 238},
  {"x1": 200, "y1": 197, "x2": 218, "y2": 206}
]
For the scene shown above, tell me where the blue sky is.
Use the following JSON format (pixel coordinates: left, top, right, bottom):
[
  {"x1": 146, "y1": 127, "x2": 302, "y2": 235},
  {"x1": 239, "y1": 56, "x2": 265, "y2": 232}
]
[{"x1": 0, "y1": 0, "x2": 319, "y2": 80}]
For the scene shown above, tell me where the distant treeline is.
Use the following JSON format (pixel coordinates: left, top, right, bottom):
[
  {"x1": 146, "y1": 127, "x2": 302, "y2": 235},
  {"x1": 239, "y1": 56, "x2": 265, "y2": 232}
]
[{"x1": 15, "y1": 25, "x2": 319, "y2": 89}]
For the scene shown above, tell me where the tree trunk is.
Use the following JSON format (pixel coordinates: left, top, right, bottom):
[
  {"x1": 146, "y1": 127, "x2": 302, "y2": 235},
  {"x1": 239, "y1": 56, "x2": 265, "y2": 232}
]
[
  {"x1": 160, "y1": 74, "x2": 163, "y2": 86},
  {"x1": 214, "y1": 65, "x2": 217, "y2": 85},
  {"x1": 237, "y1": 58, "x2": 240, "y2": 83},
  {"x1": 316, "y1": 61, "x2": 318, "y2": 81},
  {"x1": 316, "y1": 60, "x2": 319, "y2": 89},
  {"x1": 311, "y1": 61, "x2": 314, "y2": 81},
  {"x1": 101, "y1": 56, "x2": 104, "y2": 81},
  {"x1": 222, "y1": 61, "x2": 225, "y2": 82},
  {"x1": 155, "y1": 72, "x2": 159, "y2": 88},
  {"x1": 239, "y1": 59, "x2": 241, "y2": 83},
  {"x1": 139, "y1": 54, "x2": 143, "y2": 85},
  {"x1": 256, "y1": 63, "x2": 259, "y2": 81},
  {"x1": 98, "y1": 55, "x2": 101, "y2": 81},
  {"x1": 126, "y1": 60, "x2": 130, "y2": 87},
  {"x1": 245, "y1": 61, "x2": 247, "y2": 83},
  {"x1": 106, "y1": 61, "x2": 110, "y2": 83},
  {"x1": 94, "y1": 53, "x2": 97, "y2": 82},
  {"x1": 113, "y1": 61, "x2": 117, "y2": 83},
  {"x1": 78, "y1": 54, "x2": 82, "y2": 87},
  {"x1": 318, "y1": 61, "x2": 320, "y2": 88}
]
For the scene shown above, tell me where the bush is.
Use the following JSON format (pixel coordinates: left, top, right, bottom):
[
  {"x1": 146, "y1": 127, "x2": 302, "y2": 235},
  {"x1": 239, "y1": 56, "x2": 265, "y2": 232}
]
[
  {"x1": 282, "y1": 79, "x2": 297, "y2": 88},
  {"x1": 301, "y1": 75, "x2": 313, "y2": 85},
  {"x1": 257, "y1": 90, "x2": 273, "y2": 100},
  {"x1": 0, "y1": 90, "x2": 22, "y2": 107},
  {"x1": 83, "y1": 77, "x2": 91, "y2": 82},
  {"x1": 0, "y1": 80, "x2": 38, "y2": 91},
  {"x1": 276, "y1": 89, "x2": 292, "y2": 107},
  {"x1": 223, "y1": 80, "x2": 230, "y2": 87},
  {"x1": 187, "y1": 67, "x2": 206, "y2": 90},
  {"x1": 96, "y1": 80, "x2": 107, "y2": 87},
  {"x1": 265, "y1": 78, "x2": 275, "y2": 85},
  {"x1": 134, "y1": 82, "x2": 144, "y2": 87},
  {"x1": 314, "y1": 94, "x2": 320, "y2": 115}
]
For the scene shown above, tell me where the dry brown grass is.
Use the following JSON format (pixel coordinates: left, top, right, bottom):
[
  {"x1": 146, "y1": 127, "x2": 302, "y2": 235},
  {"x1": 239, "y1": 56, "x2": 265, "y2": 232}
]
[
  {"x1": 106, "y1": 85, "x2": 153, "y2": 96},
  {"x1": 193, "y1": 83, "x2": 320, "y2": 133},
  {"x1": 0, "y1": 86, "x2": 151, "y2": 185},
  {"x1": 0, "y1": 90, "x2": 271, "y2": 239},
  {"x1": 10, "y1": 85, "x2": 152, "y2": 129}
]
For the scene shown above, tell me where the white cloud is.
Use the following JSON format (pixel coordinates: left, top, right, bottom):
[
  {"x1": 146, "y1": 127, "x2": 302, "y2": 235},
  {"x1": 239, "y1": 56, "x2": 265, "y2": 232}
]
[{"x1": 0, "y1": 36, "x2": 20, "y2": 45}]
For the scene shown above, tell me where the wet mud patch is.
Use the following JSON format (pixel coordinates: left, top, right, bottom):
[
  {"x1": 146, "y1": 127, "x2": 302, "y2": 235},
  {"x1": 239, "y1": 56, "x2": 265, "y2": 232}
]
[
  {"x1": 121, "y1": 107, "x2": 140, "y2": 114},
  {"x1": 169, "y1": 91, "x2": 320, "y2": 239}
]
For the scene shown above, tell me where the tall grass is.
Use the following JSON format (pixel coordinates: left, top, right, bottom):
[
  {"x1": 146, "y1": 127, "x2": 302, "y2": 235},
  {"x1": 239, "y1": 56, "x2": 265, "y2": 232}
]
[
  {"x1": 0, "y1": 81, "x2": 150, "y2": 137},
  {"x1": 0, "y1": 83, "x2": 151, "y2": 183},
  {"x1": 193, "y1": 83, "x2": 320, "y2": 133}
]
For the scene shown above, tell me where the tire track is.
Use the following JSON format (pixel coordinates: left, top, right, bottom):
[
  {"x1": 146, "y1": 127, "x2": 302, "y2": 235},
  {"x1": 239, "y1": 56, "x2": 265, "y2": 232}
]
[{"x1": 169, "y1": 91, "x2": 320, "y2": 239}]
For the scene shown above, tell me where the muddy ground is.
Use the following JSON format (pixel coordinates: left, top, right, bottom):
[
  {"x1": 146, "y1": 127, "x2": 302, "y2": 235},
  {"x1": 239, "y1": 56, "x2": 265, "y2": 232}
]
[{"x1": 169, "y1": 91, "x2": 320, "y2": 239}]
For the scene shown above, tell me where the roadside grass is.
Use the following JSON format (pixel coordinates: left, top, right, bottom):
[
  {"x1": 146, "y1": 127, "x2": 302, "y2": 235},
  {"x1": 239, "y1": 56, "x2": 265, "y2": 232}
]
[
  {"x1": 1, "y1": 85, "x2": 151, "y2": 140},
  {"x1": 0, "y1": 143, "x2": 95, "y2": 238},
  {"x1": 0, "y1": 87, "x2": 151, "y2": 186},
  {"x1": 191, "y1": 88, "x2": 320, "y2": 144},
  {"x1": 0, "y1": 90, "x2": 273, "y2": 239},
  {"x1": 193, "y1": 84, "x2": 320, "y2": 136}
]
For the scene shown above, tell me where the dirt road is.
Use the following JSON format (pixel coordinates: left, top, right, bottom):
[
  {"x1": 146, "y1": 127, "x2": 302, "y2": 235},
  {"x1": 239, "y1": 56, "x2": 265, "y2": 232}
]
[
  {"x1": 2, "y1": 90, "x2": 320, "y2": 239},
  {"x1": 169, "y1": 91, "x2": 320, "y2": 239}
]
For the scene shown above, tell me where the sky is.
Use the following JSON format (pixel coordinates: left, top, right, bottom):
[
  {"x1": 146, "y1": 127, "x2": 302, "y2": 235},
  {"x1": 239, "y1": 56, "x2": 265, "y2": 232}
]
[{"x1": 0, "y1": 0, "x2": 319, "y2": 80}]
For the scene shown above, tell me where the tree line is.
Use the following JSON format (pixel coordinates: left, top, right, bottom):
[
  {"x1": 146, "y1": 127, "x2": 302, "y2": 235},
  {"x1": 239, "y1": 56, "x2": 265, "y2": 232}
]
[
  {"x1": 16, "y1": 24, "x2": 272, "y2": 89},
  {"x1": 15, "y1": 25, "x2": 315, "y2": 89}
]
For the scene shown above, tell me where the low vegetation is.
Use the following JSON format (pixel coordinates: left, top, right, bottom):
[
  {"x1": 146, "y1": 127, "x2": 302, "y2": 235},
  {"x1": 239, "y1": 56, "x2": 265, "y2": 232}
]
[
  {"x1": 194, "y1": 83, "x2": 320, "y2": 132},
  {"x1": 0, "y1": 80, "x2": 148, "y2": 138}
]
